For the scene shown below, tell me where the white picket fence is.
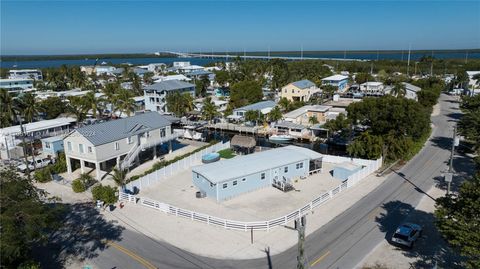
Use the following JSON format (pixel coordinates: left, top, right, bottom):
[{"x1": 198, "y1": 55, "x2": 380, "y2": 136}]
[
  {"x1": 120, "y1": 155, "x2": 382, "y2": 231},
  {"x1": 125, "y1": 141, "x2": 230, "y2": 191}
]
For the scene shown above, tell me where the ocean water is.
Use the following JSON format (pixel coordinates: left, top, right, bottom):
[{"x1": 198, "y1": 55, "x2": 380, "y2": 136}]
[{"x1": 1, "y1": 51, "x2": 478, "y2": 69}]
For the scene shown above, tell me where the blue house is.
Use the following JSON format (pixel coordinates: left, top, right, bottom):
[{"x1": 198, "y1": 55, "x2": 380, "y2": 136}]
[
  {"x1": 192, "y1": 146, "x2": 323, "y2": 202},
  {"x1": 41, "y1": 135, "x2": 65, "y2": 157},
  {"x1": 321, "y1": 75, "x2": 349, "y2": 92},
  {"x1": 228, "y1": 100, "x2": 276, "y2": 121}
]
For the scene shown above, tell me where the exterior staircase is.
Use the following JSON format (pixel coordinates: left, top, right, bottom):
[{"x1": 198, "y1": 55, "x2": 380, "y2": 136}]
[{"x1": 118, "y1": 132, "x2": 180, "y2": 170}]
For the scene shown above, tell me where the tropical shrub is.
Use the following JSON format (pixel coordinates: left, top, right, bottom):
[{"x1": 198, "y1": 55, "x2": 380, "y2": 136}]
[
  {"x1": 71, "y1": 179, "x2": 86, "y2": 193},
  {"x1": 91, "y1": 185, "x2": 117, "y2": 205}
]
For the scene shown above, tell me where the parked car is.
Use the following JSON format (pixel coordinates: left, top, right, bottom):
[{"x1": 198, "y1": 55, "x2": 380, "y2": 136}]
[
  {"x1": 391, "y1": 223, "x2": 423, "y2": 248},
  {"x1": 17, "y1": 158, "x2": 51, "y2": 173}
]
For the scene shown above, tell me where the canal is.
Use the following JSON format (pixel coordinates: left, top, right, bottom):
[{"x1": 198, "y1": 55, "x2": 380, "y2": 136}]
[{"x1": 201, "y1": 129, "x2": 349, "y2": 156}]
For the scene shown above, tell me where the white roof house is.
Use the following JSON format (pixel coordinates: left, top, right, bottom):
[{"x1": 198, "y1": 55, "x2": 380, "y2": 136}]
[
  {"x1": 192, "y1": 145, "x2": 322, "y2": 184},
  {"x1": 0, "y1": 78, "x2": 34, "y2": 92},
  {"x1": 467, "y1": 71, "x2": 480, "y2": 94},
  {"x1": 403, "y1": 82, "x2": 422, "y2": 100},
  {"x1": 284, "y1": 105, "x2": 332, "y2": 126},
  {"x1": 154, "y1": 74, "x2": 191, "y2": 83},
  {"x1": 360, "y1": 82, "x2": 385, "y2": 94},
  {"x1": 0, "y1": 117, "x2": 76, "y2": 149},
  {"x1": 192, "y1": 145, "x2": 323, "y2": 201},
  {"x1": 322, "y1": 74, "x2": 349, "y2": 82},
  {"x1": 230, "y1": 100, "x2": 276, "y2": 120}
]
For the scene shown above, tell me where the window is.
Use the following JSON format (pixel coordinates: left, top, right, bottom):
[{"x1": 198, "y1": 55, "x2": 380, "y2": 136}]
[
  {"x1": 261, "y1": 173, "x2": 265, "y2": 179},
  {"x1": 284, "y1": 166, "x2": 288, "y2": 173},
  {"x1": 115, "y1": 142, "x2": 120, "y2": 150},
  {"x1": 291, "y1": 89, "x2": 294, "y2": 93},
  {"x1": 45, "y1": 142, "x2": 51, "y2": 149},
  {"x1": 67, "y1": 141, "x2": 72, "y2": 151},
  {"x1": 196, "y1": 173, "x2": 199, "y2": 178},
  {"x1": 242, "y1": 178, "x2": 246, "y2": 182},
  {"x1": 127, "y1": 136, "x2": 133, "y2": 144},
  {"x1": 296, "y1": 162, "x2": 303, "y2": 169},
  {"x1": 79, "y1": 144, "x2": 84, "y2": 154},
  {"x1": 160, "y1": 128, "x2": 166, "y2": 137},
  {"x1": 223, "y1": 183, "x2": 227, "y2": 189},
  {"x1": 88, "y1": 146, "x2": 92, "y2": 153},
  {"x1": 233, "y1": 180, "x2": 237, "y2": 186}
]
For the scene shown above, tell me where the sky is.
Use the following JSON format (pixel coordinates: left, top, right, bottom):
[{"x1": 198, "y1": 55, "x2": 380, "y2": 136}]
[{"x1": 1, "y1": 0, "x2": 479, "y2": 55}]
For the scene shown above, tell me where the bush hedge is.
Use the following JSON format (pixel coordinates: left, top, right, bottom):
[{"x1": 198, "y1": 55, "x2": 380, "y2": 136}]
[
  {"x1": 34, "y1": 168, "x2": 52, "y2": 183},
  {"x1": 72, "y1": 179, "x2": 86, "y2": 193},
  {"x1": 34, "y1": 153, "x2": 67, "y2": 183},
  {"x1": 127, "y1": 140, "x2": 219, "y2": 182},
  {"x1": 92, "y1": 185, "x2": 117, "y2": 205},
  {"x1": 71, "y1": 173, "x2": 96, "y2": 193}
]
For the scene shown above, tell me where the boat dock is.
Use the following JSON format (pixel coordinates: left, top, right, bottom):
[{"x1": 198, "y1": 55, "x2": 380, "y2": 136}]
[
  {"x1": 205, "y1": 123, "x2": 265, "y2": 135},
  {"x1": 205, "y1": 123, "x2": 316, "y2": 142}
]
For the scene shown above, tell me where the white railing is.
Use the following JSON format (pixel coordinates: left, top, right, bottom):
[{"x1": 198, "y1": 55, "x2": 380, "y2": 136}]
[
  {"x1": 140, "y1": 132, "x2": 180, "y2": 150},
  {"x1": 120, "y1": 133, "x2": 180, "y2": 169},
  {"x1": 120, "y1": 155, "x2": 382, "y2": 231},
  {"x1": 125, "y1": 141, "x2": 230, "y2": 190},
  {"x1": 120, "y1": 144, "x2": 141, "y2": 169}
]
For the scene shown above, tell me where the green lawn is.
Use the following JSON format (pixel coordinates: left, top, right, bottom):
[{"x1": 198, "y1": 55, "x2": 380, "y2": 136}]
[{"x1": 218, "y1": 148, "x2": 236, "y2": 159}]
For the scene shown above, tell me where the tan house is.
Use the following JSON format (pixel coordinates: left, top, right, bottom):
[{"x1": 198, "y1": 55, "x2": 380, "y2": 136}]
[
  {"x1": 63, "y1": 112, "x2": 177, "y2": 180},
  {"x1": 280, "y1": 79, "x2": 320, "y2": 102},
  {"x1": 80, "y1": 66, "x2": 95, "y2": 75},
  {"x1": 283, "y1": 105, "x2": 332, "y2": 126}
]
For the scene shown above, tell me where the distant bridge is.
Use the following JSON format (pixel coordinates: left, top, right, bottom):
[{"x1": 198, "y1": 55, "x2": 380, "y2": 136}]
[{"x1": 164, "y1": 51, "x2": 367, "y2": 62}]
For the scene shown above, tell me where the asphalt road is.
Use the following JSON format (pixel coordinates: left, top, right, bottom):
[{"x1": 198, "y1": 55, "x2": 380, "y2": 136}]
[{"x1": 87, "y1": 94, "x2": 461, "y2": 269}]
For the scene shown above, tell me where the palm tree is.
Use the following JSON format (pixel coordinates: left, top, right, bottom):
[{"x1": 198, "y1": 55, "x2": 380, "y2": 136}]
[
  {"x1": 0, "y1": 89, "x2": 15, "y2": 127},
  {"x1": 245, "y1": 110, "x2": 260, "y2": 124},
  {"x1": 278, "y1": 97, "x2": 290, "y2": 112},
  {"x1": 111, "y1": 167, "x2": 128, "y2": 189},
  {"x1": 392, "y1": 82, "x2": 406, "y2": 97},
  {"x1": 19, "y1": 92, "x2": 39, "y2": 123},
  {"x1": 116, "y1": 89, "x2": 136, "y2": 117},
  {"x1": 308, "y1": 116, "x2": 319, "y2": 126},
  {"x1": 268, "y1": 106, "x2": 282, "y2": 122},
  {"x1": 202, "y1": 97, "x2": 218, "y2": 122},
  {"x1": 182, "y1": 93, "x2": 195, "y2": 112},
  {"x1": 102, "y1": 82, "x2": 120, "y2": 116},
  {"x1": 2, "y1": 95, "x2": 34, "y2": 178},
  {"x1": 83, "y1": 91, "x2": 104, "y2": 119},
  {"x1": 67, "y1": 96, "x2": 87, "y2": 125}
]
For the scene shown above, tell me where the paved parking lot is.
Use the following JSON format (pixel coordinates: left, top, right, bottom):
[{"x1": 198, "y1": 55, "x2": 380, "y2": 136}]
[{"x1": 140, "y1": 162, "x2": 341, "y2": 221}]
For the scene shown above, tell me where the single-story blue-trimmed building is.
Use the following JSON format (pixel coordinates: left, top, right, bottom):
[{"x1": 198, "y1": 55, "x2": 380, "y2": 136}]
[
  {"x1": 41, "y1": 135, "x2": 65, "y2": 157},
  {"x1": 192, "y1": 145, "x2": 323, "y2": 202},
  {"x1": 228, "y1": 100, "x2": 276, "y2": 121}
]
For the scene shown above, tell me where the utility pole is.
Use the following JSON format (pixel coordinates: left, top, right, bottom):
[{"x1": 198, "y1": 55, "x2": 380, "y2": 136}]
[
  {"x1": 295, "y1": 216, "x2": 307, "y2": 269},
  {"x1": 17, "y1": 114, "x2": 31, "y2": 180},
  {"x1": 446, "y1": 125, "x2": 457, "y2": 195},
  {"x1": 430, "y1": 51, "x2": 434, "y2": 76},
  {"x1": 301, "y1": 44, "x2": 303, "y2": 60},
  {"x1": 406, "y1": 44, "x2": 411, "y2": 76}
]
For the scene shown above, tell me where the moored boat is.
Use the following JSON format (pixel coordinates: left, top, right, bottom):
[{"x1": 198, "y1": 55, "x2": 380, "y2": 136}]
[{"x1": 269, "y1": 134, "x2": 294, "y2": 142}]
